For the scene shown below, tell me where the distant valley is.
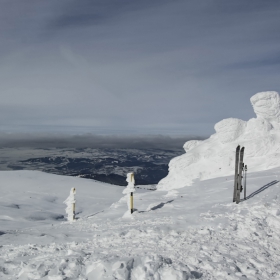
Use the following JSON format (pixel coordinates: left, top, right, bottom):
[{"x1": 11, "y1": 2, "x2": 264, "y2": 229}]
[{"x1": 0, "y1": 147, "x2": 182, "y2": 186}]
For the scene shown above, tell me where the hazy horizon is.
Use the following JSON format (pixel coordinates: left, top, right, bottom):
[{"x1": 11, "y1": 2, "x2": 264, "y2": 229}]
[{"x1": 0, "y1": 131, "x2": 206, "y2": 150}]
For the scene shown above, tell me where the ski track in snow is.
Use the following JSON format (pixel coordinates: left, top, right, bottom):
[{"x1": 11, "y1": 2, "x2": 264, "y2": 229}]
[{"x1": 1, "y1": 168, "x2": 280, "y2": 279}]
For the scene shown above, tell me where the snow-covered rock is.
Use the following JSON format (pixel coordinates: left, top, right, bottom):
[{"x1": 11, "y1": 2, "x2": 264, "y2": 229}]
[{"x1": 158, "y1": 91, "x2": 280, "y2": 190}]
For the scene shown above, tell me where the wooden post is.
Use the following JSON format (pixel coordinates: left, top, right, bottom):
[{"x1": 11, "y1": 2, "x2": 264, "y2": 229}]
[
  {"x1": 124, "y1": 172, "x2": 135, "y2": 214},
  {"x1": 72, "y1": 188, "x2": 76, "y2": 220},
  {"x1": 130, "y1": 192, "x2": 133, "y2": 214},
  {"x1": 131, "y1": 173, "x2": 134, "y2": 214},
  {"x1": 72, "y1": 202, "x2": 75, "y2": 220}
]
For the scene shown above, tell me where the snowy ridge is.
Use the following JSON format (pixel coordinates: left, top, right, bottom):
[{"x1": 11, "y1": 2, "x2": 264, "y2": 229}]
[{"x1": 158, "y1": 91, "x2": 280, "y2": 190}]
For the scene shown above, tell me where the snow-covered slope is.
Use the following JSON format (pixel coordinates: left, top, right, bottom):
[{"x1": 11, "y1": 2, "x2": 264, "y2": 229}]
[
  {"x1": 158, "y1": 91, "x2": 280, "y2": 190},
  {"x1": 0, "y1": 171, "x2": 124, "y2": 232},
  {"x1": 1, "y1": 168, "x2": 280, "y2": 279}
]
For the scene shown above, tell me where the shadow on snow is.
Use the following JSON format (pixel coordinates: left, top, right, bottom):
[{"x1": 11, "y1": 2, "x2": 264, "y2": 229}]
[
  {"x1": 138, "y1": 200, "x2": 174, "y2": 213},
  {"x1": 242, "y1": 180, "x2": 279, "y2": 201}
]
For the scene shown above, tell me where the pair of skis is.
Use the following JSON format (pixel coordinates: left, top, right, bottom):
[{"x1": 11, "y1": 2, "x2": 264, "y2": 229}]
[{"x1": 233, "y1": 145, "x2": 247, "y2": 204}]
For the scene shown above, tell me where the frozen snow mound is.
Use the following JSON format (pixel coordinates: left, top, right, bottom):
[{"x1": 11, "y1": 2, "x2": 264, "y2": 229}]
[
  {"x1": 183, "y1": 140, "x2": 202, "y2": 152},
  {"x1": 214, "y1": 118, "x2": 246, "y2": 144},
  {"x1": 250, "y1": 91, "x2": 280, "y2": 123},
  {"x1": 158, "y1": 91, "x2": 280, "y2": 190}
]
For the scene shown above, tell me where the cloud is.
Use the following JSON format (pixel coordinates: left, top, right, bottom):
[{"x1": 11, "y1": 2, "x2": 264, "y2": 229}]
[
  {"x1": 0, "y1": 0, "x2": 279, "y2": 136},
  {"x1": 48, "y1": 0, "x2": 166, "y2": 29}
]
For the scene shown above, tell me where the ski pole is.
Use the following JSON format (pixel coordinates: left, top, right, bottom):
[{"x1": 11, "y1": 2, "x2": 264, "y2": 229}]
[
  {"x1": 241, "y1": 163, "x2": 244, "y2": 193},
  {"x1": 244, "y1": 165, "x2": 247, "y2": 200}
]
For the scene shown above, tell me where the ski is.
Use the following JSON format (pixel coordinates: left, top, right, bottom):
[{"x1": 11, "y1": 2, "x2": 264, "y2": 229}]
[
  {"x1": 236, "y1": 146, "x2": 245, "y2": 204},
  {"x1": 233, "y1": 145, "x2": 240, "y2": 202}
]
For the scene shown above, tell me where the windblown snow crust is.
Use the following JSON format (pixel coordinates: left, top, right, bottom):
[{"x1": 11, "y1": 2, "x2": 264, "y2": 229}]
[
  {"x1": 1, "y1": 168, "x2": 280, "y2": 279},
  {"x1": 158, "y1": 91, "x2": 280, "y2": 190}
]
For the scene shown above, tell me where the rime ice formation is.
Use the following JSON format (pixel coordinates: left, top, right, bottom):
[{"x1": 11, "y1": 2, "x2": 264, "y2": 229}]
[
  {"x1": 250, "y1": 91, "x2": 280, "y2": 122},
  {"x1": 183, "y1": 140, "x2": 202, "y2": 152},
  {"x1": 63, "y1": 187, "x2": 76, "y2": 221},
  {"x1": 214, "y1": 118, "x2": 246, "y2": 144},
  {"x1": 158, "y1": 91, "x2": 280, "y2": 190}
]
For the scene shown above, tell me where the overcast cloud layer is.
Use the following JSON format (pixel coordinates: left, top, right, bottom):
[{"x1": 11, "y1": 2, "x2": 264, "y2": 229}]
[{"x1": 0, "y1": 0, "x2": 280, "y2": 136}]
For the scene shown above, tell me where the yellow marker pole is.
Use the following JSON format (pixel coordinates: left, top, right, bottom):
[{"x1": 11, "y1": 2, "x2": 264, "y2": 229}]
[{"x1": 130, "y1": 192, "x2": 133, "y2": 214}]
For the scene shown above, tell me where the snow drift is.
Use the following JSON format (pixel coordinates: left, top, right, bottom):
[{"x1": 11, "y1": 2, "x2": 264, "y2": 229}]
[{"x1": 158, "y1": 91, "x2": 280, "y2": 190}]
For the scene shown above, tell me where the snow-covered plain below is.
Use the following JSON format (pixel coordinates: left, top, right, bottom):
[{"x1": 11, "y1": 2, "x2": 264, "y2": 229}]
[{"x1": 1, "y1": 91, "x2": 280, "y2": 279}]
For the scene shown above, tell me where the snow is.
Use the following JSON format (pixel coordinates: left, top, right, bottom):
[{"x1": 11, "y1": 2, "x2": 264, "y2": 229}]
[
  {"x1": 1, "y1": 167, "x2": 280, "y2": 279},
  {"x1": 250, "y1": 91, "x2": 280, "y2": 122},
  {"x1": 63, "y1": 188, "x2": 76, "y2": 222},
  {"x1": 158, "y1": 91, "x2": 280, "y2": 190},
  {"x1": 0, "y1": 171, "x2": 124, "y2": 232},
  {"x1": 183, "y1": 140, "x2": 202, "y2": 153},
  {"x1": 214, "y1": 118, "x2": 246, "y2": 144},
  {"x1": 1, "y1": 91, "x2": 280, "y2": 279}
]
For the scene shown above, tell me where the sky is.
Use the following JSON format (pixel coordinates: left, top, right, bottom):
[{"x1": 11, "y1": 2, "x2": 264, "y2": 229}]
[{"x1": 0, "y1": 0, "x2": 280, "y2": 137}]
